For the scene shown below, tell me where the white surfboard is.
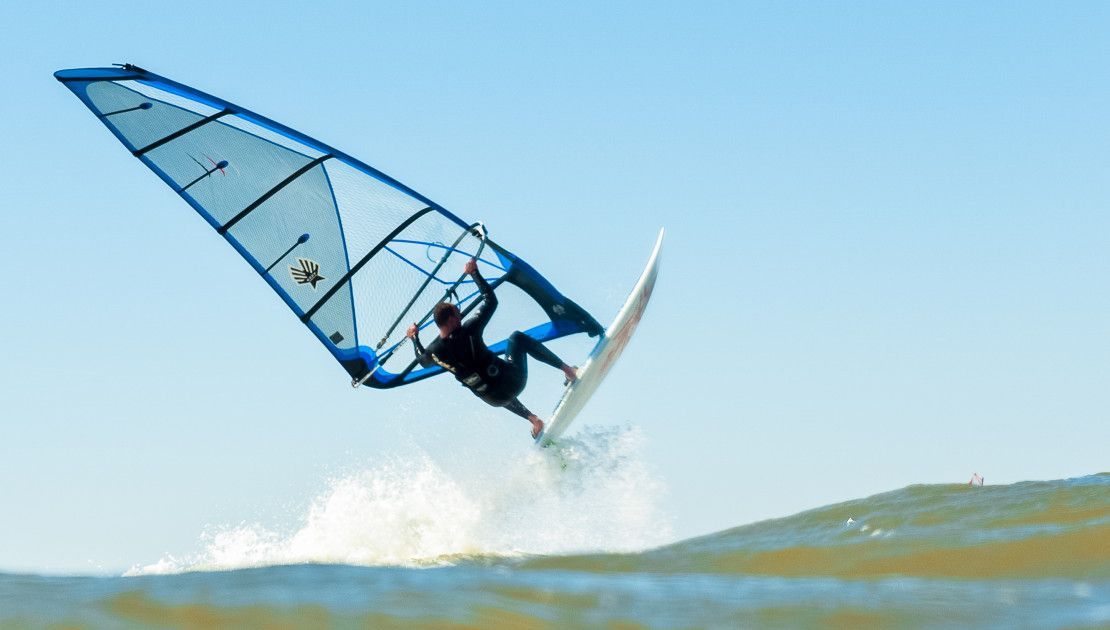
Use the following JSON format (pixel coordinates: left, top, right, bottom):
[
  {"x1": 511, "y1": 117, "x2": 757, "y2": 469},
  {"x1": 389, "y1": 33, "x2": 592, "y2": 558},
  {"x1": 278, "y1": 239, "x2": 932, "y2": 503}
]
[{"x1": 535, "y1": 228, "x2": 664, "y2": 446}]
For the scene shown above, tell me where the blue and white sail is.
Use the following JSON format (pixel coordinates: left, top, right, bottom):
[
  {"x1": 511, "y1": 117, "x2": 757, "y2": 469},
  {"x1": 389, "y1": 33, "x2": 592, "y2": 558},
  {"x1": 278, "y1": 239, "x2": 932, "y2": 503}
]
[{"x1": 55, "y1": 64, "x2": 602, "y2": 388}]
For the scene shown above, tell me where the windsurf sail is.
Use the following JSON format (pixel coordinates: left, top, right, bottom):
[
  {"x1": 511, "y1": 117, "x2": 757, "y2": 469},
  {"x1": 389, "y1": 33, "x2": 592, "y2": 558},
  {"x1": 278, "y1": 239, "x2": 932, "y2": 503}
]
[{"x1": 56, "y1": 64, "x2": 602, "y2": 388}]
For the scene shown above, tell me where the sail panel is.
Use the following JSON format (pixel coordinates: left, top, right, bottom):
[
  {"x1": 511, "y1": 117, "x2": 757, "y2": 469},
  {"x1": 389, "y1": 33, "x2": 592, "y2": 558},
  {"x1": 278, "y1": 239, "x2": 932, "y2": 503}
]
[
  {"x1": 56, "y1": 65, "x2": 602, "y2": 388},
  {"x1": 85, "y1": 80, "x2": 209, "y2": 152}
]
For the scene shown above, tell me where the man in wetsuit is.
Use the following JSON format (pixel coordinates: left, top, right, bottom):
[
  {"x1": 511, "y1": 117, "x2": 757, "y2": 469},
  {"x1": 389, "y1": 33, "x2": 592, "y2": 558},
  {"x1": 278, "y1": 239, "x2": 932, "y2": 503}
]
[{"x1": 406, "y1": 258, "x2": 578, "y2": 438}]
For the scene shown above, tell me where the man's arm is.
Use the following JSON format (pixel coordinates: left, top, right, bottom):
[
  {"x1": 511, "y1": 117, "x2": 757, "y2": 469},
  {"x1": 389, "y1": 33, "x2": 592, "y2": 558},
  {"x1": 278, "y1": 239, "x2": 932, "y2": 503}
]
[
  {"x1": 503, "y1": 398, "x2": 534, "y2": 420},
  {"x1": 406, "y1": 323, "x2": 435, "y2": 368},
  {"x1": 463, "y1": 258, "x2": 497, "y2": 333}
]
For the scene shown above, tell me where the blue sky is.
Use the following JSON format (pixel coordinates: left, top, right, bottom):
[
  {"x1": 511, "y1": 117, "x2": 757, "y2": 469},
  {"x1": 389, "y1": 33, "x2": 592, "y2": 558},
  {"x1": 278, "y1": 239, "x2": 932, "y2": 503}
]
[{"x1": 1, "y1": 1, "x2": 1107, "y2": 573}]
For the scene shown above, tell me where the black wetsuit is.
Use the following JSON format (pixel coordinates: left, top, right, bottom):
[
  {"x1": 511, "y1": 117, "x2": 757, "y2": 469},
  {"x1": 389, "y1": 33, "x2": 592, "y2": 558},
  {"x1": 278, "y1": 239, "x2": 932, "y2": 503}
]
[{"x1": 412, "y1": 270, "x2": 565, "y2": 419}]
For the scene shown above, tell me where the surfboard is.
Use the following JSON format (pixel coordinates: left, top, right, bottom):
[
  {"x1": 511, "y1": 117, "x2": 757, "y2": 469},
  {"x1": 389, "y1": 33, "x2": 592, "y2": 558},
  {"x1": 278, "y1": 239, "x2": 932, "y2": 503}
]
[{"x1": 535, "y1": 228, "x2": 664, "y2": 446}]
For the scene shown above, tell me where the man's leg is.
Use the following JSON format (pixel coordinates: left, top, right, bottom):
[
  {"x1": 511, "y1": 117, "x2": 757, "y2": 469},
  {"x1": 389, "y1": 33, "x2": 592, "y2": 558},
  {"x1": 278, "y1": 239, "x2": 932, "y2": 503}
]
[
  {"x1": 504, "y1": 397, "x2": 544, "y2": 438},
  {"x1": 506, "y1": 331, "x2": 578, "y2": 383}
]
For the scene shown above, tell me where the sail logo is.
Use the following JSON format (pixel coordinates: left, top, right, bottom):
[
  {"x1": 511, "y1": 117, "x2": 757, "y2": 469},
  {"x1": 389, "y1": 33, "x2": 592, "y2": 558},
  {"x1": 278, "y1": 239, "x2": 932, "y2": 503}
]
[{"x1": 290, "y1": 258, "x2": 325, "y2": 288}]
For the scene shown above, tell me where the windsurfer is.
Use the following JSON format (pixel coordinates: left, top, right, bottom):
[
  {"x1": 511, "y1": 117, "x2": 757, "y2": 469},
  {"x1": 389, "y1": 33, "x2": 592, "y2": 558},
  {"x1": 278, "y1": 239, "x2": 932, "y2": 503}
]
[{"x1": 407, "y1": 258, "x2": 578, "y2": 438}]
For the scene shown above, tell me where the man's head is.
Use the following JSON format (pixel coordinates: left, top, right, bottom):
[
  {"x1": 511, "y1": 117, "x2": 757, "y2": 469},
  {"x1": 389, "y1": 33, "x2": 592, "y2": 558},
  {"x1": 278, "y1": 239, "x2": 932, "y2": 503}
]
[{"x1": 433, "y1": 301, "x2": 462, "y2": 331}]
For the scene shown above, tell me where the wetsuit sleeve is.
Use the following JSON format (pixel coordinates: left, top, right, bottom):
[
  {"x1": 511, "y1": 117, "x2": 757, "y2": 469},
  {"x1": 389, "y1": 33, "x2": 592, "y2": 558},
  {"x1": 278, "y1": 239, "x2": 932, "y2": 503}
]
[
  {"x1": 503, "y1": 398, "x2": 533, "y2": 420},
  {"x1": 465, "y1": 268, "x2": 498, "y2": 333},
  {"x1": 411, "y1": 334, "x2": 435, "y2": 368}
]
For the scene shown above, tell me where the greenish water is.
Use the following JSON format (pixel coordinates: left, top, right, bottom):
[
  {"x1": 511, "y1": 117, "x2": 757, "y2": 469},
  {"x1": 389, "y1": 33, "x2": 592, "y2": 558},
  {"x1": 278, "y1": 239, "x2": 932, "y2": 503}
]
[{"x1": 2, "y1": 474, "x2": 1106, "y2": 628}]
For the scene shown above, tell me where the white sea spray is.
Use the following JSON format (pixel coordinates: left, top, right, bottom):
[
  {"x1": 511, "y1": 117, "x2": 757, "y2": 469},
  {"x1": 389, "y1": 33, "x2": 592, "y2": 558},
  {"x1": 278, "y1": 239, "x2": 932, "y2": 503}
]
[{"x1": 126, "y1": 425, "x2": 670, "y2": 574}]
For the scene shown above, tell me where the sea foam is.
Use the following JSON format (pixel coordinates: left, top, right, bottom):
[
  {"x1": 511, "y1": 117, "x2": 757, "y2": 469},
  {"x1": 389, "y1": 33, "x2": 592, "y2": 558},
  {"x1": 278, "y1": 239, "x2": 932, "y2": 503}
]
[{"x1": 127, "y1": 425, "x2": 669, "y2": 574}]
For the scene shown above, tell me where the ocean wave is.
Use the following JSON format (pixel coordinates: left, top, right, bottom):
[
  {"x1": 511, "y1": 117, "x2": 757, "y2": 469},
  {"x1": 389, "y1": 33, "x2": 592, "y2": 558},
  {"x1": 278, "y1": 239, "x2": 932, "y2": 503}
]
[{"x1": 520, "y1": 473, "x2": 1110, "y2": 579}]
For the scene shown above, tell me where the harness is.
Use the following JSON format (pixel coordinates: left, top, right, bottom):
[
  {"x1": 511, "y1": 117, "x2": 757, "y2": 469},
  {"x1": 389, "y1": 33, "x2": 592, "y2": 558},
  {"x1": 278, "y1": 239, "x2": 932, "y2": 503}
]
[{"x1": 431, "y1": 335, "x2": 500, "y2": 394}]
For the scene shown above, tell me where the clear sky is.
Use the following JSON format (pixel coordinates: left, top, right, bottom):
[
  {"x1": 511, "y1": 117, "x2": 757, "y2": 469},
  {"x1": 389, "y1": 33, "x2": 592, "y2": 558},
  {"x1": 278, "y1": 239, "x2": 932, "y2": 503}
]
[{"x1": 1, "y1": 1, "x2": 1107, "y2": 574}]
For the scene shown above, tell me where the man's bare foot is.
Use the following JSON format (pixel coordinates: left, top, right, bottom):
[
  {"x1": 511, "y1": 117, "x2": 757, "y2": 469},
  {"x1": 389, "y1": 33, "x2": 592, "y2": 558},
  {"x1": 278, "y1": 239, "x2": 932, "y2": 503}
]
[
  {"x1": 529, "y1": 415, "x2": 544, "y2": 439},
  {"x1": 562, "y1": 365, "x2": 579, "y2": 385}
]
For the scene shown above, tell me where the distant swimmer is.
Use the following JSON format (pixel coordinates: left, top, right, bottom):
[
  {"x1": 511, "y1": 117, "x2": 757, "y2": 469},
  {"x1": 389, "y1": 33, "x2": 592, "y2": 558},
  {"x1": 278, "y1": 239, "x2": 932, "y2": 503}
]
[{"x1": 407, "y1": 258, "x2": 578, "y2": 439}]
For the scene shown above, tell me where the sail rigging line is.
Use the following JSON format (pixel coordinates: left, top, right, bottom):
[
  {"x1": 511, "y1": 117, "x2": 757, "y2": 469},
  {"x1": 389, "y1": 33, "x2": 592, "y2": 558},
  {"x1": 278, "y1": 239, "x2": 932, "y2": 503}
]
[
  {"x1": 351, "y1": 223, "x2": 489, "y2": 388},
  {"x1": 383, "y1": 244, "x2": 506, "y2": 283},
  {"x1": 402, "y1": 224, "x2": 490, "y2": 336},
  {"x1": 375, "y1": 222, "x2": 486, "y2": 351}
]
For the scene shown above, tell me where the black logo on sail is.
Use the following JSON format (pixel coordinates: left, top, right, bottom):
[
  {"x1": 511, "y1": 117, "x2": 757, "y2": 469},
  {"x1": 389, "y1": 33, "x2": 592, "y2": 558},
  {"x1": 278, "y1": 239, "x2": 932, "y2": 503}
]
[{"x1": 290, "y1": 258, "x2": 325, "y2": 288}]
